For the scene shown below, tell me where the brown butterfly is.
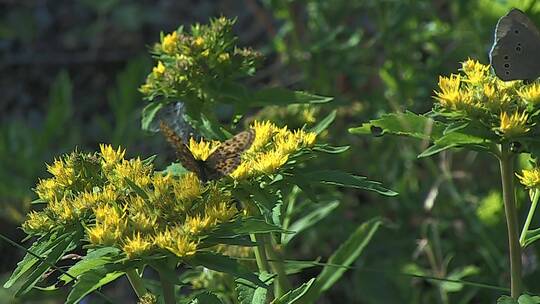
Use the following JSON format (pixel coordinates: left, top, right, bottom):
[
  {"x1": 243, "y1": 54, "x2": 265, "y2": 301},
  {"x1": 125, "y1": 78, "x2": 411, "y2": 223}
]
[{"x1": 160, "y1": 121, "x2": 255, "y2": 182}]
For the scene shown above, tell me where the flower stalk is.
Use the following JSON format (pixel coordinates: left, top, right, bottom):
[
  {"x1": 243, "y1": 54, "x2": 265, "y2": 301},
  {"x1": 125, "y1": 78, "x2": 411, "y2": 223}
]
[
  {"x1": 520, "y1": 189, "x2": 540, "y2": 246},
  {"x1": 499, "y1": 142, "x2": 523, "y2": 298}
]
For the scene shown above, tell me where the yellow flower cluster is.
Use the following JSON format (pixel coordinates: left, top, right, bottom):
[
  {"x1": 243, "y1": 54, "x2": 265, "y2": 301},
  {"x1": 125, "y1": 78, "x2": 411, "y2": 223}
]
[
  {"x1": 178, "y1": 121, "x2": 316, "y2": 180},
  {"x1": 139, "y1": 17, "x2": 262, "y2": 102},
  {"x1": 517, "y1": 168, "x2": 540, "y2": 189},
  {"x1": 434, "y1": 58, "x2": 539, "y2": 138},
  {"x1": 24, "y1": 145, "x2": 240, "y2": 260}
]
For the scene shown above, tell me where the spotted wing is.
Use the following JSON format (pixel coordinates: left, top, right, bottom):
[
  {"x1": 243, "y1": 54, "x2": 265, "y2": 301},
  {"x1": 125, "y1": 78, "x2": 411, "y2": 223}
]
[
  {"x1": 490, "y1": 9, "x2": 540, "y2": 81},
  {"x1": 204, "y1": 129, "x2": 255, "y2": 180},
  {"x1": 159, "y1": 121, "x2": 202, "y2": 177}
]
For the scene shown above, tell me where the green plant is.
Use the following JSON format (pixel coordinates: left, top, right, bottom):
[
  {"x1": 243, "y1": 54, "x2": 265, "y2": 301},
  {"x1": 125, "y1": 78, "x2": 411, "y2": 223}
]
[
  {"x1": 4, "y1": 17, "x2": 396, "y2": 304},
  {"x1": 351, "y1": 59, "x2": 540, "y2": 300}
]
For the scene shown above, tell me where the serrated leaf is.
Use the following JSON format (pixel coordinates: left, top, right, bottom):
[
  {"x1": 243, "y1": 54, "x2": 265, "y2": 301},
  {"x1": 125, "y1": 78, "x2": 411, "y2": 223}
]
[
  {"x1": 4, "y1": 232, "x2": 56, "y2": 288},
  {"x1": 295, "y1": 170, "x2": 397, "y2": 196},
  {"x1": 186, "y1": 252, "x2": 267, "y2": 288},
  {"x1": 251, "y1": 88, "x2": 333, "y2": 106},
  {"x1": 283, "y1": 201, "x2": 339, "y2": 244},
  {"x1": 303, "y1": 218, "x2": 382, "y2": 302},
  {"x1": 15, "y1": 230, "x2": 80, "y2": 296},
  {"x1": 272, "y1": 278, "x2": 316, "y2": 304},
  {"x1": 65, "y1": 265, "x2": 126, "y2": 304},
  {"x1": 349, "y1": 112, "x2": 446, "y2": 140},
  {"x1": 59, "y1": 247, "x2": 122, "y2": 285},
  {"x1": 236, "y1": 273, "x2": 271, "y2": 304},
  {"x1": 310, "y1": 110, "x2": 336, "y2": 134}
]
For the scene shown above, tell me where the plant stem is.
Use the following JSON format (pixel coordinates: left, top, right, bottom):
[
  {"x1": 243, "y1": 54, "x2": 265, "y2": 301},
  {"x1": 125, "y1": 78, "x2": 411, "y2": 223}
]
[
  {"x1": 126, "y1": 269, "x2": 148, "y2": 299},
  {"x1": 499, "y1": 142, "x2": 523, "y2": 298},
  {"x1": 264, "y1": 235, "x2": 292, "y2": 298},
  {"x1": 251, "y1": 233, "x2": 271, "y2": 273},
  {"x1": 520, "y1": 188, "x2": 540, "y2": 246},
  {"x1": 158, "y1": 269, "x2": 176, "y2": 304}
]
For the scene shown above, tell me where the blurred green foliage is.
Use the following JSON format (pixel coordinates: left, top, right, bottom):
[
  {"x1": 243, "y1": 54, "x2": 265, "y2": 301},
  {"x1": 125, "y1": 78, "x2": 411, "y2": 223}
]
[{"x1": 3, "y1": 0, "x2": 540, "y2": 303}]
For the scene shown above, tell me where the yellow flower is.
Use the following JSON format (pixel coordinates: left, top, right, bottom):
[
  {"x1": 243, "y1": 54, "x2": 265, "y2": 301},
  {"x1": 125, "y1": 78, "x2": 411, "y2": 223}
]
[
  {"x1": 188, "y1": 138, "x2": 219, "y2": 160},
  {"x1": 154, "y1": 228, "x2": 197, "y2": 257},
  {"x1": 123, "y1": 233, "x2": 153, "y2": 258},
  {"x1": 113, "y1": 158, "x2": 152, "y2": 189},
  {"x1": 100, "y1": 144, "x2": 125, "y2": 166},
  {"x1": 48, "y1": 198, "x2": 78, "y2": 222},
  {"x1": 184, "y1": 215, "x2": 214, "y2": 235},
  {"x1": 230, "y1": 161, "x2": 252, "y2": 180},
  {"x1": 434, "y1": 74, "x2": 463, "y2": 108},
  {"x1": 193, "y1": 37, "x2": 205, "y2": 47},
  {"x1": 87, "y1": 223, "x2": 124, "y2": 246},
  {"x1": 94, "y1": 204, "x2": 124, "y2": 227},
  {"x1": 152, "y1": 61, "x2": 166, "y2": 76},
  {"x1": 47, "y1": 159, "x2": 75, "y2": 187},
  {"x1": 162, "y1": 31, "x2": 178, "y2": 54},
  {"x1": 254, "y1": 150, "x2": 288, "y2": 174},
  {"x1": 517, "y1": 168, "x2": 540, "y2": 189},
  {"x1": 250, "y1": 121, "x2": 276, "y2": 151},
  {"x1": 172, "y1": 172, "x2": 203, "y2": 202},
  {"x1": 275, "y1": 130, "x2": 299, "y2": 155},
  {"x1": 295, "y1": 129, "x2": 317, "y2": 147},
  {"x1": 205, "y1": 201, "x2": 237, "y2": 223},
  {"x1": 518, "y1": 82, "x2": 540, "y2": 104},
  {"x1": 22, "y1": 211, "x2": 54, "y2": 234},
  {"x1": 461, "y1": 59, "x2": 489, "y2": 85},
  {"x1": 35, "y1": 178, "x2": 62, "y2": 201},
  {"x1": 130, "y1": 211, "x2": 158, "y2": 234},
  {"x1": 499, "y1": 111, "x2": 530, "y2": 137},
  {"x1": 218, "y1": 53, "x2": 230, "y2": 62}
]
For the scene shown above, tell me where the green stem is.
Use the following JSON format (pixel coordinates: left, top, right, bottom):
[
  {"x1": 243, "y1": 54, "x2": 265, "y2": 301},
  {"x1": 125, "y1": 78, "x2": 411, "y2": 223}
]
[
  {"x1": 158, "y1": 269, "x2": 176, "y2": 304},
  {"x1": 251, "y1": 233, "x2": 271, "y2": 273},
  {"x1": 264, "y1": 235, "x2": 292, "y2": 298},
  {"x1": 499, "y1": 142, "x2": 523, "y2": 298},
  {"x1": 126, "y1": 269, "x2": 147, "y2": 299},
  {"x1": 520, "y1": 188, "x2": 540, "y2": 245}
]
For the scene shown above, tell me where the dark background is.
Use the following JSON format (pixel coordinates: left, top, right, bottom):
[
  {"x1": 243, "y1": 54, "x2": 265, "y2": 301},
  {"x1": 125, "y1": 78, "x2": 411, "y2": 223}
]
[{"x1": 1, "y1": 1, "x2": 539, "y2": 303}]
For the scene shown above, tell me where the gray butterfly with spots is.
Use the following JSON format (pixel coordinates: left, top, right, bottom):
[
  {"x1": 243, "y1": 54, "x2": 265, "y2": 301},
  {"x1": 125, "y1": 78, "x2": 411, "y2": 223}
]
[{"x1": 489, "y1": 8, "x2": 540, "y2": 82}]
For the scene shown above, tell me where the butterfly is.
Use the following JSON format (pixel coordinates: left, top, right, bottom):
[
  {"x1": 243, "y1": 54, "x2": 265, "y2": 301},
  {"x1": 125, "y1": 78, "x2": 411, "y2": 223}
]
[
  {"x1": 489, "y1": 8, "x2": 540, "y2": 82},
  {"x1": 160, "y1": 121, "x2": 255, "y2": 182}
]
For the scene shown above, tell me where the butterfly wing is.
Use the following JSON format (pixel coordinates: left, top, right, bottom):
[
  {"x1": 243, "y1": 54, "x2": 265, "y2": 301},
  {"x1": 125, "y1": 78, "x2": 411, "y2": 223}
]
[
  {"x1": 490, "y1": 9, "x2": 540, "y2": 81},
  {"x1": 159, "y1": 121, "x2": 202, "y2": 177},
  {"x1": 204, "y1": 129, "x2": 255, "y2": 180}
]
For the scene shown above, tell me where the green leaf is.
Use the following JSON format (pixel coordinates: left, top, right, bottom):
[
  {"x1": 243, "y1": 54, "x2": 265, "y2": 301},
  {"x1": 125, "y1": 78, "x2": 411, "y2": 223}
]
[
  {"x1": 251, "y1": 88, "x2": 333, "y2": 106},
  {"x1": 186, "y1": 252, "x2": 267, "y2": 288},
  {"x1": 295, "y1": 170, "x2": 398, "y2": 196},
  {"x1": 236, "y1": 273, "x2": 271, "y2": 304},
  {"x1": 141, "y1": 102, "x2": 163, "y2": 131},
  {"x1": 15, "y1": 230, "x2": 80, "y2": 296},
  {"x1": 65, "y1": 265, "x2": 125, "y2": 304},
  {"x1": 4, "y1": 232, "x2": 56, "y2": 288},
  {"x1": 208, "y1": 218, "x2": 290, "y2": 239},
  {"x1": 313, "y1": 145, "x2": 350, "y2": 154},
  {"x1": 440, "y1": 265, "x2": 480, "y2": 292},
  {"x1": 283, "y1": 200, "x2": 339, "y2": 244},
  {"x1": 418, "y1": 131, "x2": 491, "y2": 158},
  {"x1": 498, "y1": 295, "x2": 518, "y2": 304},
  {"x1": 161, "y1": 162, "x2": 190, "y2": 176},
  {"x1": 303, "y1": 218, "x2": 382, "y2": 302},
  {"x1": 59, "y1": 247, "x2": 122, "y2": 285},
  {"x1": 519, "y1": 294, "x2": 540, "y2": 304},
  {"x1": 191, "y1": 292, "x2": 223, "y2": 304},
  {"x1": 310, "y1": 110, "x2": 336, "y2": 134},
  {"x1": 348, "y1": 112, "x2": 446, "y2": 141},
  {"x1": 273, "y1": 278, "x2": 316, "y2": 304}
]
